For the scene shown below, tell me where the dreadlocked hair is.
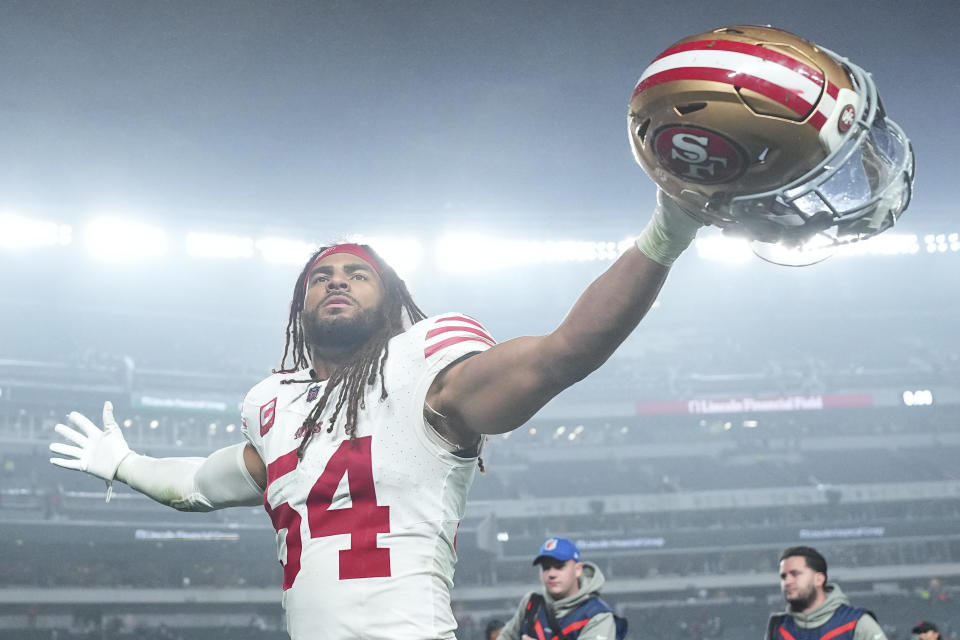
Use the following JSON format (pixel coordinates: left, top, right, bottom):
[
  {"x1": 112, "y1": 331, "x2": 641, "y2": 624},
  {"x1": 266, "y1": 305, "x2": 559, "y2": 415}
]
[{"x1": 274, "y1": 245, "x2": 426, "y2": 460}]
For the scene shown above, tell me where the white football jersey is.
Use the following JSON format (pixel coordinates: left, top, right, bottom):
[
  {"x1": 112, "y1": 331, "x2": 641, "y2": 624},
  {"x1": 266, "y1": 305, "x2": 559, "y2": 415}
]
[{"x1": 241, "y1": 313, "x2": 496, "y2": 640}]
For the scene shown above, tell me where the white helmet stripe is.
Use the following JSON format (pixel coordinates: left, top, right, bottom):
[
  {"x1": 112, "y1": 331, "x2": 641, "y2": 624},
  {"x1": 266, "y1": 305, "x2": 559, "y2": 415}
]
[
  {"x1": 639, "y1": 49, "x2": 826, "y2": 106},
  {"x1": 810, "y1": 90, "x2": 837, "y2": 131}
]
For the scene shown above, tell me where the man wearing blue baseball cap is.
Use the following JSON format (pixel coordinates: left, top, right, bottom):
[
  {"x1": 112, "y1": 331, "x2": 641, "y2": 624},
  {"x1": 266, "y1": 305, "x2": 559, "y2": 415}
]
[{"x1": 498, "y1": 537, "x2": 625, "y2": 640}]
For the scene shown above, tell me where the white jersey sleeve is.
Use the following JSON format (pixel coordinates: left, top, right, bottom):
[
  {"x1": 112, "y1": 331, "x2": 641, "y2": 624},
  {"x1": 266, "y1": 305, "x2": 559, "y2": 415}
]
[
  {"x1": 240, "y1": 370, "x2": 300, "y2": 466},
  {"x1": 242, "y1": 313, "x2": 496, "y2": 640}
]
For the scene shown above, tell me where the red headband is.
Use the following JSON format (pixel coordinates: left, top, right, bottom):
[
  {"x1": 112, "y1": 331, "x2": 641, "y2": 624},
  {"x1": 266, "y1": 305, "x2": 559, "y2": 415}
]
[{"x1": 308, "y1": 243, "x2": 383, "y2": 277}]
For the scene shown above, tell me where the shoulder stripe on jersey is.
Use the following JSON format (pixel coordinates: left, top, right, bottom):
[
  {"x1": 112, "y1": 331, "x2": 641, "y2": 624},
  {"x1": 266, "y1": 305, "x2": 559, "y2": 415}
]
[
  {"x1": 267, "y1": 448, "x2": 299, "y2": 487},
  {"x1": 426, "y1": 324, "x2": 495, "y2": 343},
  {"x1": 424, "y1": 335, "x2": 495, "y2": 359},
  {"x1": 435, "y1": 314, "x2": 486, "y2": 330}
]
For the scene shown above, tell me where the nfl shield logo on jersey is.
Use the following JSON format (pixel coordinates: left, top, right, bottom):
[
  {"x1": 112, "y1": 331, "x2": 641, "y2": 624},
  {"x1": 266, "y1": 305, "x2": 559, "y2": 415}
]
[
  {"x1": 307, "y1": 385, "x2": 321, "y2": 402},
  {"x1": 260, "y1": 398, "x2": 277, "y2": 436}
]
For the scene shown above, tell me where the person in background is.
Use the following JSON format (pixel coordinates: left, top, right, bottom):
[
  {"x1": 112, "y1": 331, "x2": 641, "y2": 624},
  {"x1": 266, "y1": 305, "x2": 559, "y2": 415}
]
[
  {"x1": 498, "y1": 537, "x2": 623, "y2": 640},
  {"x1": 767, "y1": 546, "x2": 887, "y2": 640}
]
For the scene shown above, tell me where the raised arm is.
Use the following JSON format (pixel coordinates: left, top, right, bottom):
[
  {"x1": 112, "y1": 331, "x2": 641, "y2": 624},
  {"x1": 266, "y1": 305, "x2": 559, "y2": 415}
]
[
  {"x1": 428, "y1": 193, "x2": 702, "y2": 437},
  {"x1": 49, "y1": 401, "x2": 265, "y2": 510}
]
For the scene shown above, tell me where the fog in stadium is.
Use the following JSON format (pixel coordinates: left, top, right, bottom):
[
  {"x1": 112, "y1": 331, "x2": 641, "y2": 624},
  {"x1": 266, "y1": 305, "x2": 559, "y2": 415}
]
[{"x1": 1, "y1": 1, "x2": 958, "y2": 640}]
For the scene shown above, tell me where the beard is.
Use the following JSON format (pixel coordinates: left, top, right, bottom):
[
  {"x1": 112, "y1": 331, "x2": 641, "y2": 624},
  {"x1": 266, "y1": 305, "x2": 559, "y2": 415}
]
[
  {"x1": 303, "y1": 303, "x2": 384, "y2": 354},
  {"x1": 785, "y1": 583, "x2": 818, "y2": 612}
]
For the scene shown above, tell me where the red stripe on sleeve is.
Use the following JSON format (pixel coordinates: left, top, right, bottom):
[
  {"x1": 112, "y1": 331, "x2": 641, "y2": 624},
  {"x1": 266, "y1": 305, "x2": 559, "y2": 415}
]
[
  {"x1": 779, "y1": 626, "x2": 797, "y2": 640},
  {"x1": 821, "y1": 620, "x2": 859, "y2": 640},
  {"x1": 267, "y1": 449, "x2": 299, "y2": 487},
  {"x1": 425, "y1": 324, "x2": 495, "y2": 343},
  {"x1": 436, "y1": 315, "x2": 486, "y2": 330},
  {"x1": 424, "y1": 335, "x2": 495, "y2": 359}
]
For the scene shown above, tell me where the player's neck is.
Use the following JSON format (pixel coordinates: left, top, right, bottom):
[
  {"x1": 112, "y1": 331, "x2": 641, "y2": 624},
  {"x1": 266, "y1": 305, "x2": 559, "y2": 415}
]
[{"x1": 309, "y1": 348, "x2": 354, "y2": 380}]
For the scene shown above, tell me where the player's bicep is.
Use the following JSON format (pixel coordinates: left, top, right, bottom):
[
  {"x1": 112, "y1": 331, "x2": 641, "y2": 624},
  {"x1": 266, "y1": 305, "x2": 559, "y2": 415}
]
[
  {"x1": 429, "y1": 334, "x2": 567, "y2": 436},
  {"x1": 243, "y1": 442, "x2": 267, "y2": 490}
]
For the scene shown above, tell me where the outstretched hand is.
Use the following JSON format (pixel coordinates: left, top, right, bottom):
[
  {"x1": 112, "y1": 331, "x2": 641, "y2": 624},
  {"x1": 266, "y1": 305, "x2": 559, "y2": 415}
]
[{"x1": 49, "y1": 401, "x2": 133, "y2": 483}]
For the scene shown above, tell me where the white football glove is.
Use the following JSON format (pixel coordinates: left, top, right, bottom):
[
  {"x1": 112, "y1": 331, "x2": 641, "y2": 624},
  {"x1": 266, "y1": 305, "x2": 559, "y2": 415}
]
[{"x1": 49, "y1": 401, "x2": 134, "y2": 500}]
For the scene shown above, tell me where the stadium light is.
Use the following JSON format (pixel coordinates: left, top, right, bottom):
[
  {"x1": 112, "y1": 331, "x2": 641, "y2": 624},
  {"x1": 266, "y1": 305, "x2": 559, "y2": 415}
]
[
  {"x1": 186, "y1": 232, "x2": 255, "y2": 259},
  {"x1": 434, "y1": 234, "x2": 631, "y2": 273},
  {"x1": 83, "y1": 218, "x2": 166, "y2": 260},
  {"x1": 0, "y1": 213, "x2": 71, "y2": 249},
  {"x1": 256, "y1": 236, "x2": 317, "y2": 265},
  {"x1": 751, "y1": 233, "x2": 837, "y2": 265},
  {"x1": 925, "y1": 233, "x2": 960, "y2": 253},
  {"x1": 902, "y1": 389, "x2": 934, "y2": 406},
  {"x1": 693, "y1": 234, "x2": 752, "y2": 263},
  {"x1": 836, "y1": 232, "x2": 920, "y2": 257},
  {"x1": 347, "y1": 234, "x2": 423, "y2": 275},
  {"x1": 697, "y1": 230, "x2": 923, "y2": 264}
]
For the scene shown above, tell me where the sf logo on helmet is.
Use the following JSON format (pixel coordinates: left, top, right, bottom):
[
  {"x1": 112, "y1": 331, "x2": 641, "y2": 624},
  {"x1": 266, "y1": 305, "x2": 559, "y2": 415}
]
[
  {"x1": 654, "y1": 126, "x2": 746, "y2": 184},
  {"x1": 838, "y1": 104, "x2": 856, "y2": 132}
]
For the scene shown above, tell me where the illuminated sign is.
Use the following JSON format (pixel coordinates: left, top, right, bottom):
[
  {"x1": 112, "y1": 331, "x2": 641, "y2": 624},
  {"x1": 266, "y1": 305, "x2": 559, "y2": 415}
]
[
  {"x1": 902, "y1": 389, "x2": 934, "y2": 406},
  {"x1": 635, "y1": 393, "x2": 874, "y2": 415}
]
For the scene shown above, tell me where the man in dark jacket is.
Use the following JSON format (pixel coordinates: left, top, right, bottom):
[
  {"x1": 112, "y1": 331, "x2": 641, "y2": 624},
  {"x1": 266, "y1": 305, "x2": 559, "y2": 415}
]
[
  {"x1": 498, "y1": 537, "x2": 618, "y2": 640},
  {"x1": 767, "y1": 546, "x2": 886, "y2": 640}
]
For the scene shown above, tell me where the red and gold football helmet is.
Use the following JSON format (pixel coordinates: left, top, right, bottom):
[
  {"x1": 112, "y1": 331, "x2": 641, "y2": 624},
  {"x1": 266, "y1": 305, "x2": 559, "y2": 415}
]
[{"x1": 628, "y1": 25, "x2": 914, "y2": 259}]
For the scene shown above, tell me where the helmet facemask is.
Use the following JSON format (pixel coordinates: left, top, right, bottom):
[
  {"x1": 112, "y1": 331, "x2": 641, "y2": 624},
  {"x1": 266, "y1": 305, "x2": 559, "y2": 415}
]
[{"x1": 736, "y1": 52, "x2": 914, "y2": 264}]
